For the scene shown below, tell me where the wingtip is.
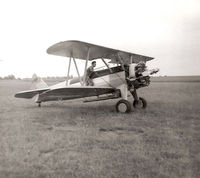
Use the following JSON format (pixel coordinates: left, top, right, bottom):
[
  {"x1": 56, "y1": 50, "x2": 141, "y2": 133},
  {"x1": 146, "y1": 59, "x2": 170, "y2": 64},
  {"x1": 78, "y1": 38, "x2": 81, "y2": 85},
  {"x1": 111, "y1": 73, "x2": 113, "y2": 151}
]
[
  {"x1": 46, "y1": 46, "x2": 52, "y2": 54},
  {"x1": 14, "y1": 93, "x2": 19, "y2": 98}
]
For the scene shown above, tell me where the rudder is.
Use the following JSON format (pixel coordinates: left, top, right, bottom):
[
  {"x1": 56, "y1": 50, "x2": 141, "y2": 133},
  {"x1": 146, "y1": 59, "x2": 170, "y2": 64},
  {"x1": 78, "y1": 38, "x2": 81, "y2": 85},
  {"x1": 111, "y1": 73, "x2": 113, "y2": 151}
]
[{"x1": 30, "y1": 74, "x2": 48, "y2": 90}]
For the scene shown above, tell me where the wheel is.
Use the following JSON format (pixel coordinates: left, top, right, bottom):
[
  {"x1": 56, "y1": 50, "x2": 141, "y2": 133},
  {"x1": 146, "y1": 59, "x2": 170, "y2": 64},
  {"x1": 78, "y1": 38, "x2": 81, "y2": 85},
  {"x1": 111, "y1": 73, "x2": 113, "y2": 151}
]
[
  {"x1": 133, "y1": 97, "x2": 147, "y2": 109},
  {"x1": 116, "y1": 99, "x2": 131, "y2": 113},
  {"x1": 38, "y1": 102, "x2": 41, "y2": 107}
]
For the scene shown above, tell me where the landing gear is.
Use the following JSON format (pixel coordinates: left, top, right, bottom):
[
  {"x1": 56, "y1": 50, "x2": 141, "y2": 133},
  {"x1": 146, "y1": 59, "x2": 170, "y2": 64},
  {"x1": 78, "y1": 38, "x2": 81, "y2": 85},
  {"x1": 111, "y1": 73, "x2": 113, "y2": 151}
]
[
  {"x1": 38, "y1": 102, "x2": 41, "y2": 107},
  {"x1": 133, "y1": 97, "x2": 147, "y2": 109},
  {"x1": 116, "y1": 99, "x2": 131, "y2": 113},
  {"x1": 130, "y1": 88, "x2": 147, "y2": 109}
]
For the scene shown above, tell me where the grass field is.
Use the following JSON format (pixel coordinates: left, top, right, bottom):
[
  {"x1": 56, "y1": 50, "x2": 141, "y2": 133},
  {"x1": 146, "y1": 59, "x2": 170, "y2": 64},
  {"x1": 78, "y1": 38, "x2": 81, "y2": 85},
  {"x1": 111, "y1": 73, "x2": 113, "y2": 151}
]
[{"x1": 0, "y1": 78, "x2": 200, "y2": 178}]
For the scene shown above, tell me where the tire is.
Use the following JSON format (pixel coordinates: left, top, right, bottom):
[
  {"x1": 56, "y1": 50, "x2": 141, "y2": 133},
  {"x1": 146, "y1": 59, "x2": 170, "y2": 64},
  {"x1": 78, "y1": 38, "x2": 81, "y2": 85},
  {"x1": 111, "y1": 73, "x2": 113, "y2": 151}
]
[
  {"x1": 133, "y1": 97, "x2": 147, "y2": 109},
  {"x1": 116, "y1": 99, "x2": 131, "y2": 113}
]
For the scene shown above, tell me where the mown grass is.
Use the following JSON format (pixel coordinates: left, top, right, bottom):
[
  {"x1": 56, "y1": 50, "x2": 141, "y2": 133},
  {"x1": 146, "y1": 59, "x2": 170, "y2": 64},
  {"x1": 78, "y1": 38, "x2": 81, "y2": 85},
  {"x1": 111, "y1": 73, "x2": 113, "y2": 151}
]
[{"x1": 0, "y1": 79, "x2": 200, "y2": 178}]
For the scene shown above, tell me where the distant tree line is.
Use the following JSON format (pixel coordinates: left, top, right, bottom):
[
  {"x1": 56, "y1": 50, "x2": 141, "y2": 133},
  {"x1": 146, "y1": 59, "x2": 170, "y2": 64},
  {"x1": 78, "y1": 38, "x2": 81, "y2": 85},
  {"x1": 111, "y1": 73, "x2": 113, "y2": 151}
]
[
  {"x1": 43, "y1": 75, "x2": 73, "y2": 81},
  {"x1": 0, "y1": 74, "x2": 73, "y2": 81},
  {"x1": 0, "y1": 74, "x2": 19, "y2": 80}
]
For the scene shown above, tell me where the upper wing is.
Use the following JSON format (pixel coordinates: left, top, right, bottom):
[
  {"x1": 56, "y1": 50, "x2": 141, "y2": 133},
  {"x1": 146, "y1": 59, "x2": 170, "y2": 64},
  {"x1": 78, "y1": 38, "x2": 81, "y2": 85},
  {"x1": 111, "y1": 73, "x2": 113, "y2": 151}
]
[
  {"x1": 37, "y1": 86, "x2": 118, "y2": 102},
  {"x1": 47, "y1": 40, "x2": 154, "y2": 64},
  {"x1": 15, "y1": 88, "x2": 49, "y2": 99}
]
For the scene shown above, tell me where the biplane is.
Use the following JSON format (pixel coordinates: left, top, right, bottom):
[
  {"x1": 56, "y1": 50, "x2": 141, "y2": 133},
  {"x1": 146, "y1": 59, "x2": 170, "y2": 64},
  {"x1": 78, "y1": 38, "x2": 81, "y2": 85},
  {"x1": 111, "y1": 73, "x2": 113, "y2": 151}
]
[{"x1": 15, "y1": 40, "x2": 159, "y2": 113}]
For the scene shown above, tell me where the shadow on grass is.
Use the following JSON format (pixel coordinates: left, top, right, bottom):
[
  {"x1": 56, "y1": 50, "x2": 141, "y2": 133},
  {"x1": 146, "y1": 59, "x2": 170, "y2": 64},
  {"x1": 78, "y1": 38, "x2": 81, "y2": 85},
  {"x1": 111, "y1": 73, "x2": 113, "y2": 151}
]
[{"x1": 99, "y1": 127, "x2": 144, "y2": 133}]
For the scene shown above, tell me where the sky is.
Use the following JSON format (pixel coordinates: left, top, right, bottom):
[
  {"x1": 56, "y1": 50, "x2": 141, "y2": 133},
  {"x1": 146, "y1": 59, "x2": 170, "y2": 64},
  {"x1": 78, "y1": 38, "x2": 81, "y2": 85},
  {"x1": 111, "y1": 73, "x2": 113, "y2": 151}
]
[{"x1": 0, "y1": 0, "x2": 199, "y2": 78}]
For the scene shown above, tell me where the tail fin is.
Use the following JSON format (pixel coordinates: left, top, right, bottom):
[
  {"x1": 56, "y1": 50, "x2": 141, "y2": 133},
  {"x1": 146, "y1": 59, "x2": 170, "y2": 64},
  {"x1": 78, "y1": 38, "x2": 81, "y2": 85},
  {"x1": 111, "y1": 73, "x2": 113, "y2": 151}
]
[{"x1": 30, "y1": 74, "x2": 48, "y2": 90}]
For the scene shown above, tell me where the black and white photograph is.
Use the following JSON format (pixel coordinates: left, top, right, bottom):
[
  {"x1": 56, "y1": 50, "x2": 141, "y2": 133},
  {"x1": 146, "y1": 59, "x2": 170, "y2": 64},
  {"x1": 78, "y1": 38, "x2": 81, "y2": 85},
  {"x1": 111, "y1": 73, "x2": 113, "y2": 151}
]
[{"x1": 0, "y1": 0, "x2": 200, "y2": 177}]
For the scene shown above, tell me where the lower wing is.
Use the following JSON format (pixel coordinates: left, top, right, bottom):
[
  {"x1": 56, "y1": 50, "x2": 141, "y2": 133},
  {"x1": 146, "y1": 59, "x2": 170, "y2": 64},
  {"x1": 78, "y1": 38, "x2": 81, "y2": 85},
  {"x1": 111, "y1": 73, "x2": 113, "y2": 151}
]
[{"x1": 37, "y1": 86, "x2": 117, "y2": 102}]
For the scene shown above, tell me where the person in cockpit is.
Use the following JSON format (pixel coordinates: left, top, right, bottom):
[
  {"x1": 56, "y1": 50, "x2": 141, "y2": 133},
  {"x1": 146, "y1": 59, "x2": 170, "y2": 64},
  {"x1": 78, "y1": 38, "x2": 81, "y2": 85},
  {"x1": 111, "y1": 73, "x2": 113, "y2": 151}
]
[{"x1": 86, "y1": 61, "x2": 96, "y2": 86}]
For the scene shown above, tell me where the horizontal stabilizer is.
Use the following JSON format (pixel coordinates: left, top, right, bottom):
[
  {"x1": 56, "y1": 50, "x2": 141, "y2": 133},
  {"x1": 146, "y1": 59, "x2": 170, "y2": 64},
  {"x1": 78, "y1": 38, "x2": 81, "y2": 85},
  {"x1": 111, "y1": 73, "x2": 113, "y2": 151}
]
[
  {"x1": 15, "y1": 88, "x2": 49, "y2": 99},
  {"x1": 15, "y1": 74, "x2": 49, "y2": 99}
]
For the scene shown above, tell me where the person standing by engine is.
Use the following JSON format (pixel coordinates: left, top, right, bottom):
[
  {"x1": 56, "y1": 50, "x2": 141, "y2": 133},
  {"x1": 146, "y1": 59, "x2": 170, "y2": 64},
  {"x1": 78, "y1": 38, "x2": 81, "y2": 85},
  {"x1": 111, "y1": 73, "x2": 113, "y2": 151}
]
[
  {"x1": 135, "y1": 61, "x2": 147, "y2": 84},
  {"x1": 86, "y1": 61, "x2": 96, "y2": 86},
  {"x1": 135, "y1": 61, "x2": 146, "y2": 78}
]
